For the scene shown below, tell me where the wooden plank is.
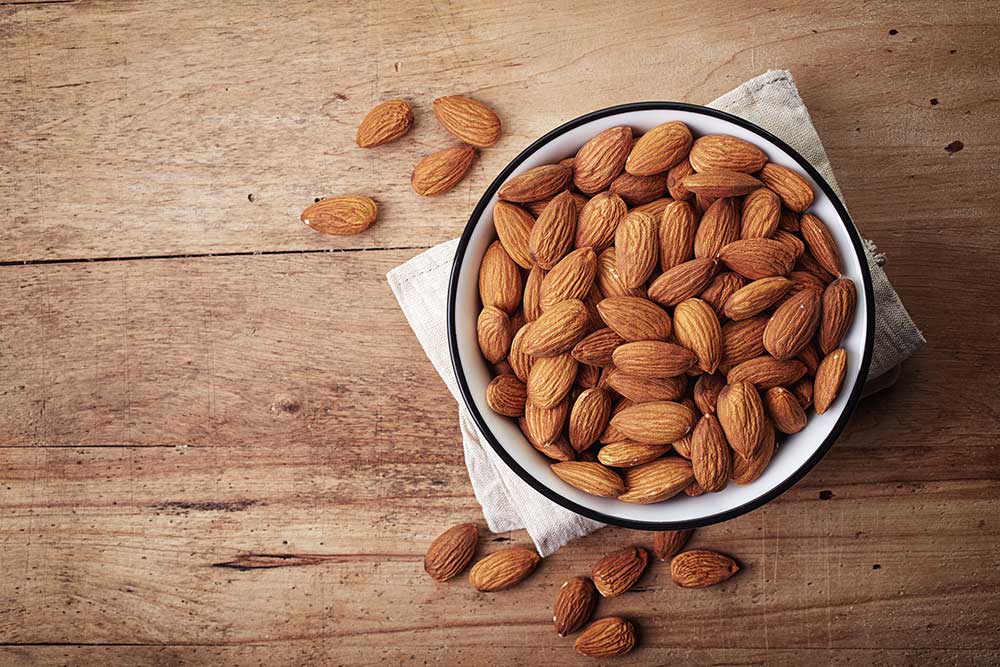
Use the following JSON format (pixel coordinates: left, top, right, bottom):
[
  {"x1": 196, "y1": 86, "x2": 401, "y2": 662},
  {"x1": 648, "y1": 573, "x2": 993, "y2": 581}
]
[{"x1": 0, "y1": 1, "x2": 997, "y2": 261}]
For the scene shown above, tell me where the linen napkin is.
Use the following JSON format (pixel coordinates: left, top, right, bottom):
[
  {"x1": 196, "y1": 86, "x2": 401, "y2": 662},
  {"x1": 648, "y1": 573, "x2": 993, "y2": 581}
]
[{"x1": 386, "y1": 70, "x2": 924, "y2": 556}]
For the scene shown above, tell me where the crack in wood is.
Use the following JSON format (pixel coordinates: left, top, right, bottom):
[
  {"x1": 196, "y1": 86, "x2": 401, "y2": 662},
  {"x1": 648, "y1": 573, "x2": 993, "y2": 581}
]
[{"x1": 150, "y1": 499, "x2": 260, "y2": 514}]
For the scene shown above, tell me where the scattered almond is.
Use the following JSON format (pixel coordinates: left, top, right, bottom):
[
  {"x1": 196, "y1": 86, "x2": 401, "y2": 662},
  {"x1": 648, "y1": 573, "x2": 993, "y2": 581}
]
[
  {"x1": 553, "y1": 577, "x2": 597, "y2": 637},
  {"x1": 575, "y1": 617, "x2": 637, "y2": 658},
  {"x1": 671, "y1": 549, "x2": 740, "y2": 588},
  {"x1": 424, "y1": 523, "x2": 478, "y2": 581},
  {"x1": 468, "y1": 547, "x2": 541, "y2": 591},
  {"x1": 411, "y1": 145, "x2": 475, "y2": 196},
  {"x1": 300, "y1": 195, "x2": 378, "y2": 236},
  {"x1": 356, "y1": 99, "x2": 413, "y2": 148},
  {"x1": 433, "y1": 95, "x2": 501, "y2": 147},
  {"x1": 592, "y1": 546, "x2": 648, "y2": 597}
]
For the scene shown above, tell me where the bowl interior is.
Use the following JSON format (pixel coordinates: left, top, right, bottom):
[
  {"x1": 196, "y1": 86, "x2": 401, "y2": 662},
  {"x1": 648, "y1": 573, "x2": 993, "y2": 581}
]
[{"x1": 450, "y1": 104, "x2": 873, "y2": 529}]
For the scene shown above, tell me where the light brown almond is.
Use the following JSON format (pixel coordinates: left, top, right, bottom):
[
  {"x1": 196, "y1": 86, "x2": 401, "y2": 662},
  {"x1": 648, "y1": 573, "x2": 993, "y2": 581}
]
[
  {"x1": 492, "y1": 201, "x2": 535, "y2": 269},
  {"x1": 355, "y1": 99, "x2": 413, "y2": 148},
  {"x1": 424, "y1": 522, "x2": 478, "y2": 581},
  {"x1": 732, "y1": 419, "x2": 776, "y2": 484},
  {"x1": 673, "y1": 298, "x2": 722, "y2": 374},
  {"x1": 652, "y1": 529, "x2": 694, "y2": 560},
  {"x1": 648, "y1": 258, "x2": 719, "y2": 307},
  {"x1": 575, "y1": 191, "x2": 627, "y2": 252},
  {"x1": 694, "y1": 197, "x2": 741, "y2": 259},
  {"x1": 727, "y1": 355, "x2": 808, "y2": 389},
  {"x1": 412, "y1": 145, "x2": 476, "y2": 196},
  {"x1": 554, "y1": 577, "x2": 597, "y2": 637},
  {"x1": 300, "y1": 195, "x2": 378, "y2": 236},
  {"x1": 486, "y1": 374, "x2": 527, "y2": 417},
  {"x1": 719, "y1": 238, "x2": 796, "y2": 280},
  {"x1": 498, "y1": 163, "x2": 573, "y2": 203},
  {"x1": 597, "y1": 296, "x2": 672, "y2": 341},
  {"x1": 573, "y1": 126, "x2": 634, "y2": 194},
  {"x1": 800, "y1": 213, "x2": 843, "y2": 277},
  {"x1": 763, "y1": 288, "x2": 822, "y2": 359},
  {"x1": 432, "y1": 95, "x2": 501, "y2": 147},
  {"x1": 523, "y1": 266, "x2": 546, "y2": 322},
  {"x1": 740, "y1": 187, "x2": 781, "y2": 239},
  {"x1": 764, "y1": 386, "x2": 807, "y2": 434},
  {"x1": 552, "y1": 461, "x2": 625, "y2": 497},
  {"x1": 529, "y1": 190, "x2": 578, "y2": 269},
  {"x1": 693, "y1": 373, "x2": 726, "y2": 415},
  {"x1": 716, "y1": 381, "x2": 765, "y2": 460},
  {"x1": 477, "y1": 306, "x2": 513, "y2": 364},
  {"x1": 575, "y1": 617, "x2": 637, "y2": 658},
  {"x1": 508, "y1": 325, "x2": 535, "y2": 382},
  {"x1": 605, "y1": 370, "x2": 686, "y2": 403},
  {"x1": 614, "y1": 211, "x2": 659, "y2": 288},
  {"x1": 592, "y1": 546, "x2": 648, "y2": 597},
  {"x1": 520, "y1": 298, "x2": 589, "y2": 357},
  {"x1": 569, "y1": 387, "x2": 612, "y2": 451},
  {"x1": 659, "y1": 200, "x2": 697, "y2": 271},
  {"x1": 619, "y1": 457, "x2": 694, "y2": 503},
  {"x1": 597, "y1": 440, "x2": 671, "y2": 467},
  {"x1": 468, "y1": 547, "x2": 540, "y2": 591},
  {"x1": 720, "y1": 316, "x2": 769, "y2": 370},
  {"x1": 682, "y1": 171, "x2": 762, "y2": 198},
  {"x1": 757, "y1": 162, "x2": 814, "y2": 212},
  {"x1": 626, "y1": 121, "x2": 693, "y2": 175},
  {"x1": 689, "y1": 134, "x2": 768, "y2": 174},
  {"x1": 691, "y1": 414, "x2": 732, "y2": 492},
  {"x1": 540, "y1": 247, "x2": 597, "y2": 311},
  {"x1": 479, "y1": 240, "x2": 522, "y2": 314},
  {"x1": 524, "y1": 398, "x2": 569, "y2": 448},
  {"x1": 610, "y1": 401, "x2": 696, "y2": 445},
  {"x1": 671, "y1": 549, "x2": 740, "y2": 588},
  {"x1": 610, "y1": 172, "x2": 669, "y2": 206},
  {"x1": 633, "y1": 197, "x2": 672, "y2": 218},
  {"x1": 527, "y1": 353, "x2": 578, "y2": 409},
  {"x1": 612, "y1": 341, "x2": 697, "y2": 378},
  {"x1": 520, "y1": 417, "x2": 575, "y2": 462},
  {"x1": 819, "y1": 278, "x2": 857, "y2": 354},
  {"x1": 596, "y1": 247, "x2": 645, "y2": 298},
  {"x1": 722, "y1": 277, "x2": 794, "y2": 320},
  {"x1": 814, "y1": 348, "x2": 847, "y2": 414},
  {"x1": 700, "y1": 271, "x2": 747, "y2": 316}
]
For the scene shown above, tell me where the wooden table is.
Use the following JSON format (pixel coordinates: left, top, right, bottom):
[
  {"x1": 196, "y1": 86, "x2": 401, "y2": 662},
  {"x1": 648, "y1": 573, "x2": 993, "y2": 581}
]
[{"x1": 2, "y1": 1, "x2": 998, "y2": 665}]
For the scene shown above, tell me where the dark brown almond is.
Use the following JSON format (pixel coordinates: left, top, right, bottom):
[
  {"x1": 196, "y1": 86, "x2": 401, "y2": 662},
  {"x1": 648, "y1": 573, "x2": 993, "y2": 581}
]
[
  {"x1": 763, "y1": 288, "x2": 822, "y2": 360},
  {"x1": 554, "y1": 577, "x2": 597, "y2": 637},
  {"x1": 790, "y1": 377, "x2": 813, "y2": 409},
  {"x1": 424, "y1": 522, "x2": 478, "y2": 581},
  {"x1": 671, "y1": 549, "x2": 740, "y2": 587},
  {"x1": 691, "y1": 414, "x2": 732, "y2": 492},
  {"x1": 652, "y1": 529, "x2": 693, "y2": 560},
  {"x1": 693, "y1": 373, "x2": 726, "y2": 415},
  {"x1": 592, "y1": 546, "x2": 649, "y2": 597},
  {"x1": 819, "y1": 278, "x2": 857, "y2": 354},
  {"x1": 814, "y1": 348, "x2": 848, "y2": 414}
]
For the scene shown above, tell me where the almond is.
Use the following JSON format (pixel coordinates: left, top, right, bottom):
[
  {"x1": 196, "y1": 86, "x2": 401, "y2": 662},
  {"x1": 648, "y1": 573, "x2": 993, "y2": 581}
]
[
  {"x1": 791, "y1": 376, "x2": 814, "y2": 409},
  {"x1": 798, "y1": 340, "x2": 820, "y2": 375},
  {"x1": 720, "y1": 316, "x2": 769, "y2": 370},
  {"x1": 523, "y1": 266, "x2": 546, "y2": 322},
  {"x1": 778, "y1": 207, "x2": 801, "y2": 232},
  {"x1": 576, "y1": 363, "x2": 602, "y2": 389},
  {"x1": 765, "y1": 386, "x2": 807, "y2": 434},
  {"x1": 773, "y1": 229, "x2": 805, "y2": 261},
  {"x1": 573, "y1": 126, "x2": 633, "y2": 194},
  {"x1": 693, "y1": 373, "x2": 725, "y2": 415},
  {"x1": 492, "y1": 201, "x2": 535, "y2": 269},
  {"x1": 633, "y1": 197, "x2": 672, "y2": 218},
  {"x1": 540, "y1": 247, "x2": 597, "y2": 310},
  {"x1": 610, "y1": 401, "x2": 696, "y2": 445},
  {"x1": 477, "y1": 306, "x2": 513, "y2": 363},
  {"x1": 694, "y1": 193, "x2": 715, "y2": 216},
  {"x1": 486, "y1": 374, "x2": 527, "y2": 417},
  {"x1": 524, "y1": 398, "x2": 569, "y2": 448},
  {"x1": 592, "y1": 546, "x2": 648, "y2": 597},
  {"x1": 681, "y1": 170, "x2": 762, "y2": 198},
  {"x1": 599, "y1": 398, "x2": 634, "y2": 443},
  {"x1": 610, "y1": 172, "x2": 669, "y2": 206},
  {"x1": 571, "y1": 328, "x2": 625, "y2": 367},
  {"x1": 740, "y1": 187, "x2": 781, "y2": 239},
  {"x1": 727, "y1": 355, "x2": 807, "y2": 389},
  {"x1": 529, "y1": 190, "x2": 578, "y2": 269},
  {"x1": 432, "y1": 95, "x2": 501, "y2": 147},
  {"x1": 525, "y1": 191, "x2": 588, "y2": 217},
  {"x1": 673, "y1": 298, "x2": 722, "y2": 374},
  {"x1": 569, "y1": 388, "x2": 612, "y2": 451},
  {"x1": 479, "y1": 240, "x2": 522, "y2": 313},
  {"x1": 619, "y1": 457, "x2": 694, "y2": 503},
  {"x1": 819, "y1": 278, "x2": 857, "y2": 354},
  {"x1": 597, "y1": 440, "x2": 671, "y2": 467},
  {"x1": 732, "y1": 418, "x2": 776, "y2": 484},
  {"x1": 659, "y1": 200, "x2": 697, "y2": 271},
  {"x1": 672, "y1": 433, "x2": 693, "y2": 459},
  {"x1": 757, "y1": 162, "x2": 814, "y2": 212},
  {"x1": 553, "y1": 577, "x2": 597, "y2": 637},
  {"x1": 671, "y1": 550, "x2": 740, "y2": 588},
  {"x1": 520, "y1": 298, "x2": 589, "y2": 357},
  {"x1": 575, "y1": 192, "x2": 627, "y2": 252},
  {"x1": 612, "y1": 341, "x2": 697, "y2": 378},
  {"x1": 300, "y1": 195, "x2": 378, "y2": 236},
  {"x1": 648, "y1": 258, "x2": 719, "y2": 307},
  {"x1": 468, "y1": 547, "x2": 540, "y2": 591},
  {"x1": 411, "y1": 145, "x2": 476, "y2": 196},
  {"x1": 814, "y1": 348, "x2": 847, "y2": 414},
  {"x1": 689, "y1": 134, "x2": 768, "y2": 173},
  {"x1": 498, "y1": 163, "x2": 573, "y2": 203},
  {"x1": 551, "y1": 461, "x2": 625, "y2": 497},
  {"x1": 667, "y1": 158, "x2": 696, "y2": 201},
  {"x1": 716, "y1": 381, "x2": 765, "y2": 459},
  {"x1": 597, "y1": 296, "x2": 672, "y2": 341},
  {"x1": 508, "y1": 325, "x2": 535, "y2": 381},
  {"x1": 800, "y1": 213, "x2": 843, "y2": 277},
  {"x1": 691, "y1": 414, "x2": 732, "y2": 492},
  {"x1": 605, "y1": 370, "x2": 686, "y2": 403},
  {"x1": 763, "y1": 288, "x2": 822, "y2": 359},
  {"x1": 700, "y1": 271, "x2": 747, "y2": 316},
  {"x1": 796, "y1": 251, "x2": 836, "y2": 285},
  {"x1": 423, "y1": 523, "x2": 478, "y2": 582},
  {"x1": 652, "y1": 529, "x2": 693, "y2": 560},
  {"x1": 355, "y1": 99, "x2": 413, "y2": 148},
  {"x1": 719, "y1": 238, "x2": 796, "y2": 280},
  {"x1": 614, "y1": 211, "x2": 659, "y2": 288},
  {"x1": 575, "y1": 617, "x2": 637, "y2": 658},
  {"x1": 625, "y1": 121, "x2": 693, "y2": 175},
  {"x1": 527, "y1": 353, "x2": 578, "y2": 409},
  {"x1": 687, "y1": 482, "x2": 705, "y2": 496},
  {"x1": 722, "y1": 277, "x2": 794, "y2": 320},
  {"x1": 694, "y1": 197, "x2": 741, "y2": 259},
  {"x1": 521, "y1": 417, "x2": 575, "y2": 461}
]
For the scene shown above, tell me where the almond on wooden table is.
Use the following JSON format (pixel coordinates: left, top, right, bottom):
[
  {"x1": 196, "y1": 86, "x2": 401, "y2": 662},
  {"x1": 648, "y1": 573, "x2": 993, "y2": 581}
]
[
  {"x1": 670, "y1": 549, "x2": 740, "y2": 588},
  {"x1": 689, "y1": 134, "x2": 768, "y2": 173},
  {"x1": 757, "y1": 162, "x2": 814, "y2": 212},
  {"x1": 300, "y1": 195, "x2": 378, "y2": 236},
  {"x1": 553, "y1": 577, "x2": 597, "y2": 637},
  {"x1": 619, "y1": 457, "x2": 695, "y2": 504},
  {"x1": 575, "y1": 617, "x2": 637, "y2": 658},
  {"x1": 468, "y1": 547, "x2": 540, "y2": 592},
  {"x1": 551, "y1": 461, "x2": 625, "y2": 497},
  {"x1": 575, "y1": 191, "x2": 627, "y2": 252},
  {"x1": 355, "y1": 99, "x2": 413, "y2": 148},
  {"x1": 573, "y1": 126, "x2": 633, "y2": 193},
  {"x1": 492, "y1": 201, "x2": 535, "y2": 269},
  {"x1": 652, "y1": 529, "x2": 693, "y2": 560},
  {"x1": 424, "y1": 523, "x2": 478, "y2": 582},
  {"x1": 592, "y1": 546, "x2": 648, "y2": 597},
  {"x1": 432, "y1": 95, "x2": 501, "y2": 147},
  {"x1": 814, "y1": 348, "x2": 848, "y2": 414},
  {"x1": 716, "y1": 381, "x2": 765, "y2": 460},
  {"x1": 411, "y1": 145, "x2": 476, "y2": 196},
  {"x1": 498, "y1": 163, "x2": 573, "y2": 203}
]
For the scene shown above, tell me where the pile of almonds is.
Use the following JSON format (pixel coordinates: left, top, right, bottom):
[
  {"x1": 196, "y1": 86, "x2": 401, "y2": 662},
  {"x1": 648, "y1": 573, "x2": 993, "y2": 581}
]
[
  {"x1": 300, "y1": 95, "x2": 503, "y2": 234},
  {"x1": 424, "y1": 522, "x2": 739, "y2": 657},
  {"x1": 478, "y1": 122, "x2": 856, "y2": 502}
]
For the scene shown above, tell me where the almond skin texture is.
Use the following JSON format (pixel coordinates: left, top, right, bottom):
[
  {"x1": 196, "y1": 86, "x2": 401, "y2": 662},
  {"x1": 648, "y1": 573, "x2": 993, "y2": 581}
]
[
  {"x1": 499, "y1": 164, "x2": 572, "y2": 203},
  {"x1": 791, "y1": 377, "x2": 813, "y2": 409},
  {"x1": 691, "y1": 414, "x2": 732, "y2": 492},
  {"x1": 779, "y1": 208, "x2": 801, "y2": 232},
  {"x1": 773, "y1": 229, "x2": 805, "y2": 261},
  {"x1": 672, "y1": 433, "x2": 693, "y2": 459},
  {"x1": 723, "y1": 277, "x2": 794, "y2": 320},
  {"x1": 682, "y1": 171, "x2": 762, "y2": 198},
  {"x1": 614, "y1": 211, "x2": 659, "y2": 288},
  {"x1": 575, "y1": 617, "x2": 637, "y2": 658},
  {"x1": 798, "y1": 340, "x2": 821, "y2": 375},
  {"x1": 719, "y1": 239, "x2": 796, "y2": 280},
  {"x1": 626, "y1": 121, "x2": 693, "y2": 176},
  {"x1": 468, "y1": 547, "x2": 540, "y2": 591},
  {"x1": 605, "y1": 370, "x2": 686, "y2": 403},
  {"x1": 552, "y1": 461, "x2": 625, "y2": 497},
  {"x1": 574, "y1": 126, "x2": 633, "y2": 194},
  {"x1": 540, "y1": 247, "x2": 597, "y2": 310},
  {"x1": 693, "y1": 373, "x2": 726, "y2": 415},
  {"x1": 820, "y1": 278, "x2": 857, "y2": 354},
  {"x1": 411, "y1": 145, "x2": 476, "y2": 196},
  {"x1": 757, "y1": 162, "x2": 814, "y2": 212},
  {"x1": 569, "y1": 388, "x2": 612, "y2": 451},
  {"x1": 653, "y1": 529, "x2": 693, "y2": 560},
  {"x1": 300, "y1": 196, "x2": 378, "y2": 236},
  {"x1": 592, "y1": 546, "x2": 648, "y2": 597},
  {"x1": 597, "y1": 296, "x2": 672, "y2": 341},
  {"x1": 673, "y1": 298, "x2": 723, "y2": 374},
  {"x1": 765, "y1": 386, "x2": 808, "y2": 434},
  {"x1": 520, "y1": 299, "x2": 589, "y2": 357},
  {"x1": 717, "y1": 382, "x2": 765, "y2": 460},
  {"x1": 694, "y1": 197, "x2": 741, "y2": 259},
  {"x1": 529, "y1": 190, "x2": 578, "y2": 269},
  {"x1": 600, "y1": 398, "x2": 634, "y2": 444},
  {"x1": 356, "y1": 99, "x2": 413, "y2": 148},
  {"x1": 486, "y1": 374, "x2": 527, "y2": 417},
  {"x1": 432, "y1": 95, "x2": 501, "y2": 147},
  {"x1": 732, "y1": 419, "x2": 776, "y2": 484},
  {"x1": 527, "y1": 353, "x2": 578, "y2": 409},
  {"x1": 554, "y1": 577, "x2": 597, "y2": 637},
  {"x1": 611, "y1": 401, "x2": 696, "y2": 445},
  {"x1": 571, "y1": 328, "x2": 625, "y2": 367},
  {"x1": 492, "y1": 201, "x2": 535, "y2": 269},
  {"x1": 727, "y1": 355, "x2": 808, "y2": 390},
  {"x1": 671, "y1": 550, "x2": 740, "y2": 588},
  {"x1": 477, "y1": 306, "x2": 512, "y2": 364},
  {"x1": 800, "y1": 213, "x2": 843, "y2": 277},
  {"x1": 689, "y1": 134, "x2": 768, "y2": 173},
  {"x1": 597, "y1": 440, "x2": 671, "y2": 467},
  {"x1": 741, "y1": 187, "x2": 781, "y2": 239},
  {"x1": 577, "y1": 363, "x2": 602, "y2": 389},
  {"x1": 479, "y1": 240, "x2": 522, "y2": 314},
  {"x1": 576, "y1": 191, "x2": 627, "y2": 252},
  {"x1": 667, "y1": 158, "x2": 696, "y2": 201},
  {"x1": 597, "y1": 247, "x2": 645, "y2": 298},
  {"x1": 424, "y1": 523, "x2": 478, "y2": 582},
  {"x1": 526, "y1": 191, "x2": 588, "y2": 217},
  {"x1": 610, "y1": 172, "x2": 669, "y2": 206},
  {"x1": 619, "y1": 457, "x2": 695, "y2": 503},
  {"x1": 700, "y1": 272, "x2": 747, "y2": 316},
  {"x1": 659, "y1": 200, "x2": 697, "y2": 271},
  {"x1": 814, "y1": 348, "x2": 847, "y2": 414},
  {"x1": 648, "y1": 258, "x2": 719, "y2": 307},
  {"x1": 789, "y1": 269, "x2": 828, "y2": 296},
  {"x1": 763, "y1": 288, "x2": 822, "y2": 360},
  {"x1": 721, "y1": 316, "x2": 769, "y2": 370},
  {"x1": 508, "y1": 325, "x2": 534, "y2": 381},
  {"x1": 612, "y1": 341, "x2": 697, "y2": 378},
  {"x1": 521, "y1": 411, "x2": 574, "y2": 460},
  {"x1": 634, "y1": 197, "x2": 672, "y2": 218},
  {"x1": 523, "y1": 267, "x2": 546, "y2": 322}
]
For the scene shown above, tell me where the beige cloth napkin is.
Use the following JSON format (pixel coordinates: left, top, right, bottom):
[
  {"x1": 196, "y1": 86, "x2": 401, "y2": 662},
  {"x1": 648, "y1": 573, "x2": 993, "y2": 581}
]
[{"x1": 386, "y1": 70, "x2": 924, "y2": 556}]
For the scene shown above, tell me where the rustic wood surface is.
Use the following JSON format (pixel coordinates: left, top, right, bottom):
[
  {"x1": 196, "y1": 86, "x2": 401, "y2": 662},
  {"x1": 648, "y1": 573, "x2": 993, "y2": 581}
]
[{"x1": 1, "y1": 1, "x2": 998, "y2": 665}]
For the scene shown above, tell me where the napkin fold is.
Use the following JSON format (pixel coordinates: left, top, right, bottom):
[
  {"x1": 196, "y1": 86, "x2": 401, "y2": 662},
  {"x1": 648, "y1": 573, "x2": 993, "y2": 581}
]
[{"x1": 387, "y1": 70, "x2": 924, "y2": 556}]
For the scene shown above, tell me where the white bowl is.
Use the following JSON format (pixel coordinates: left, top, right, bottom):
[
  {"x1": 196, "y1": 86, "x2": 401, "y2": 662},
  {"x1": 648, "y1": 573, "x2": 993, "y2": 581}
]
[{"x1": 447, "y1": 103, "x2": 874, "y2": 529}]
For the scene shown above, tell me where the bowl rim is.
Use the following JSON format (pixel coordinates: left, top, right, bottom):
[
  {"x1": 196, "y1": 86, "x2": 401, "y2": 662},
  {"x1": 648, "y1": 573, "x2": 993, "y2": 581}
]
[{"x1": 447, "y1": 101, "x2": 876, "y2": 530}]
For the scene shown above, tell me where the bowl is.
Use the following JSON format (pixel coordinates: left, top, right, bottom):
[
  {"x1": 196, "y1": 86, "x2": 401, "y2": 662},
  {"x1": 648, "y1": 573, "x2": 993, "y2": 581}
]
[{"x1": 447, "y1": 102, "x2": 875, "y2": 530}]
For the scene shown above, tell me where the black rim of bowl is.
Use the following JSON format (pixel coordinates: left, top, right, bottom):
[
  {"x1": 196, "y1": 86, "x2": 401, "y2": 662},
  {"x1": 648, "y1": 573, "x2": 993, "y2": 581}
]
[{"x1": 447, "y1": 101, "x2": 876, "y2": 531}]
